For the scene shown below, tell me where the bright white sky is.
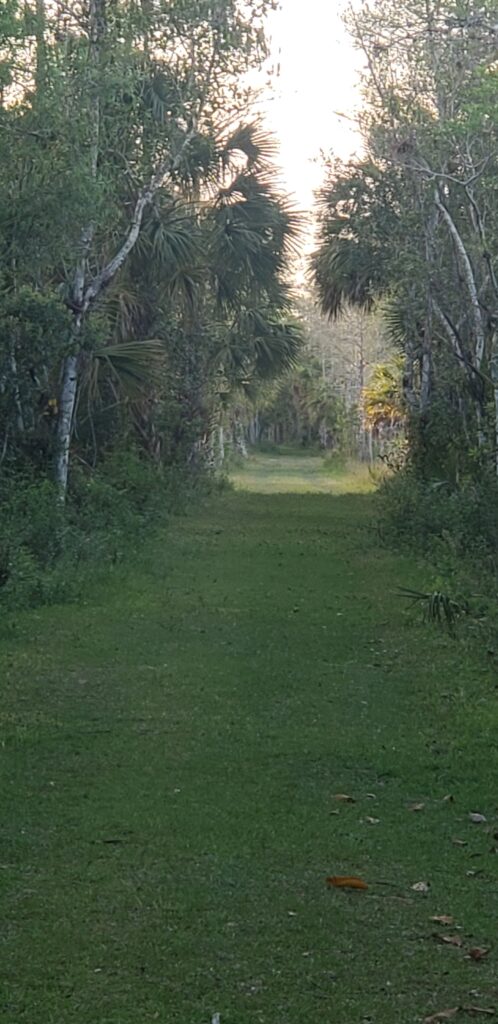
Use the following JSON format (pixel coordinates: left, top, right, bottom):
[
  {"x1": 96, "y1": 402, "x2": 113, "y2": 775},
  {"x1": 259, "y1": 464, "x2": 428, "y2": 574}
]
[{"x1": 257, "y1": 0, "x2": 363, "y2": 211}]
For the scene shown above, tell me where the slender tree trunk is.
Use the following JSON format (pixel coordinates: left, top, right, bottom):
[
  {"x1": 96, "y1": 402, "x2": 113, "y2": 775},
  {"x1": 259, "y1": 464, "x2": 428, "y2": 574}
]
[
  {"x1": 55, "y1": 0, "x2": 105, "y2": 498},
  {"x1": 402, "y1": 348, "x2": 417, "y2": 413},
  {"x1": 434, "y1": 189, "x2": 486, "y2": 370},
  {"x1": 420, "y1": 346, "x2": 432, "y2": 412},
  {"x1": 368, "y1": 428, "x2": 374, "y2": 466},
  {"x1": 55, "y1": 350, "x2": 80, "y2": 496},
  {"x1": 9, "y1": 346, "x2": 25, "y2": 434},
  {"x1": 233, "y1": 416, "x2": 248, "y2": 458},
  {"x1": 490, "y1": 327, "x2": 498, "y2": 477},
  {"x1": 35, "y1": 0, "x2": 46, "y2": 94},
  {"x1": 218, "y1": 424, "x2": 225, "y2": 465}
]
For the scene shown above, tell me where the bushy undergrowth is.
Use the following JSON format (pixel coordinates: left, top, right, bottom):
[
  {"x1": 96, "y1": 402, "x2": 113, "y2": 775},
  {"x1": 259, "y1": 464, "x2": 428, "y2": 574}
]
[
  {"x1": 0, "y1": 451, "x2": 213, "y2": 609},
  {"x1": 379, "y1": 469, "x2": 498, "y2": 553},
  {"x1": 378, "y1": 468, "x2": 498, "y2": 644}
]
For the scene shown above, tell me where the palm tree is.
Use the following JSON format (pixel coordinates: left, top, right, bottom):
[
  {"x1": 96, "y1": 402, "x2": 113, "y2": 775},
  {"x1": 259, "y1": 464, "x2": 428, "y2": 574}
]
[{"x1": 69, "y1": 121, "x2": 303, "y2": 468}]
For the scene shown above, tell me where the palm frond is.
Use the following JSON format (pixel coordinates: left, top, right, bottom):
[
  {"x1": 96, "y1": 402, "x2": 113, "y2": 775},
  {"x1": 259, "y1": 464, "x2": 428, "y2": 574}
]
[
  {"x1": 211, "y1": 178, "x2": 302, "y2": 308},
  {"x1": 141, "y1": 206, "x2": 201, "y2": 271},
  {"x1": 311, "y1": 238, "x2": 380, "y2": 319},
  {"x1": 219, "y1": 121, "x2": 279, "y2": 172},
  {"x1": 397, "y1": 586, "x2": 468, "y2": 632},
  {"x1": 218, "y1": 309, "x2": 303, "y2": 382},
  {"x1": 86, "y1": 340, "x2": 166, "y2": 405}
]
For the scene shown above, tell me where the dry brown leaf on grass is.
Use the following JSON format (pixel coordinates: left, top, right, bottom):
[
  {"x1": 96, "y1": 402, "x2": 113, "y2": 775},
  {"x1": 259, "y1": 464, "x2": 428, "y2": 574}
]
[
  {"x1": 452, "y1": 839, "x2": 468, "y2": 847},
  {"x1": 326, "y1": 876, "x2": 368, "y2": 890},
  {"x1": 431, "y1": 915, "x2": 455, "y2": 926},
  {"x1": 434, "y1": 933, "x2": 463, "y2": 947},
  {"x1": 333, "y1": 794, "x2": 355, "y2": 803},
  {"x1": 409, "y1": 802, "x2": 426, "y2": 812},
  {"x1": 365, "y1": 816, "x2": 380, "y2": 824},
  {"x1": 412, "y1": 881, "x2": 431, "y2": 893},
  {"x1": 469, "y1": 813, "x2": 488, "y2": 824},
  {"x1": 424, "y1": 1008, "x2": 459, "y2": 1023},
  {"x1": 467, "y1": 948, "x2": 491, "y2": 961},
  {"x1": 424, "y1": 1009, "x2": 495, "y2": 1023}
]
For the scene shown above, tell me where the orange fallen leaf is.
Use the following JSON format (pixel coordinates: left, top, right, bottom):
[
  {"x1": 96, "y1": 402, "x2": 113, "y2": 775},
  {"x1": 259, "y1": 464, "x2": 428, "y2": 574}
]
[
  {"x1": 424, "y1": 1008, "x2": 459, "y2": 1023},
  {"x1": 434, "y1": 933, "x2": 463, "y2": 948},
  {"x1": 326, "y1": 876, "x2": 368, "y2": 890},
  {"x1": 468, "y1": 948, "x2": 491, "y2": 961},
  {"x1": 333, "y1": 794, "x2": 355, "y2": 803},
  {"x1": 431, "y1": 915, "x2": 455, "y2": 926}
]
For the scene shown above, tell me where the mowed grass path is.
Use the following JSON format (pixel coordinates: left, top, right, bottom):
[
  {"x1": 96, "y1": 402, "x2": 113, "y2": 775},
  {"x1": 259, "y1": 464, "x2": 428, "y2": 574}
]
[{"x1": 2, "y1": 453, "x2": 498, "y2": 1024}]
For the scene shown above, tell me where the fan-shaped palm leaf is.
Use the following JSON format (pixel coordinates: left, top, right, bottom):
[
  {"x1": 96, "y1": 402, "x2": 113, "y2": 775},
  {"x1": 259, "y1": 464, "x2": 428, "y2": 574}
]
[
  {"x1": 84, "y1": 340, "x2": 166, "y2": 406},
  {"x1": 219, "y1": 121, "x2": 279, "y2": 173},
  {"x1": 217, "y1": 308, "x2": 302, "y2": 383},
  {"x1": 311, "y1": 238, "x2": 382, "y2": 318}
]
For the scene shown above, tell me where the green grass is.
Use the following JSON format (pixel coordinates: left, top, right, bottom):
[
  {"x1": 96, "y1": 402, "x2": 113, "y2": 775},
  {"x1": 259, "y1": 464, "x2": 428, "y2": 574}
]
[
  {"x1": 231, "y1": 449, "x2": 375, "y2": 494},
  {"x1": 2, "y1": 452, "x2": 498, "y2": 1023}
]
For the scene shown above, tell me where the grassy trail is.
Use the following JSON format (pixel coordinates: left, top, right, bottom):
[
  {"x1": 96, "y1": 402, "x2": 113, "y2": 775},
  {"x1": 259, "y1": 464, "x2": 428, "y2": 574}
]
[{"x1": 2, "y1": 453, "x2": 498, "y2": 1024}]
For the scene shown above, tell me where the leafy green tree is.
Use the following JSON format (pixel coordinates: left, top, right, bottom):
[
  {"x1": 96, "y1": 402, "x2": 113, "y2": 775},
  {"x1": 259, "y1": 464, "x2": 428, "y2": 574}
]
[
  {"x1": 314, "y1": 0, "x2": 498, "y2": 476},
  {"x1": 0, "y1": 0, "x2": 301, "y2": 494}
]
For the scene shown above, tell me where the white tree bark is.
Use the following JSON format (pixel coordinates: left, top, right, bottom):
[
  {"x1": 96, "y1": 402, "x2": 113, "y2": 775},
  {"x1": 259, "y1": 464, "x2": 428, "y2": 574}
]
[
  {"x1": 232, "y1": 414, "x2": 248, "y2": 458},
  {"x1": 433, "y1": 190, "x2": 486, "y2": 370},
  {"x1": 420, "y1": 347, "x2": 432, "y2": 412},
  {"x1": 56, "y1": 133, "x2": 195, "y2": 498},
  {"x1": 55, "y1": 0, "x2": 103, "y2": 498},
  {"x1": 55, "y1": 350, "x2": 80, "y2": 496},
  {"x1": 218, "y1": 424, "x2": 225, "y2": 465},
  {"x1": 433, "y1": 298, "x2": 486, "y2": 448}
]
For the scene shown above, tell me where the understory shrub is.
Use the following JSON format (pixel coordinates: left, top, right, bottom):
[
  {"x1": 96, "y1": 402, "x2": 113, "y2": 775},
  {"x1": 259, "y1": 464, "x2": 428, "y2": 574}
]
[
  {"x1": 378, "y1": 469, "x2": 498, "y2": 555},
  {"x1": 0, "y1": 451, "x2": 208, "y2": 609},
  {"x1": 378, "y1": 468, "x2": 498, "y2": 645}
]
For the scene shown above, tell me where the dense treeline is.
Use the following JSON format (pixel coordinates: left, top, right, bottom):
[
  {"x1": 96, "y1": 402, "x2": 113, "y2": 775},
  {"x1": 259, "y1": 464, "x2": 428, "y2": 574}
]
[
  {"x1": 0, "y1": 0, "x2": 302, "y2": 604},
  {"x1": 313, "y1": 0, "x2": 498, "y2": 609},
  {"x1": 240, "y1": 301, "x2": 401, "y2": 460}
]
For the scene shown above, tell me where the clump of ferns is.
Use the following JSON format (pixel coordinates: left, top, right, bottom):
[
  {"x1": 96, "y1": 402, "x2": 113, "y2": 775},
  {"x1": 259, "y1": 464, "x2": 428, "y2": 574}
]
[{"x1": 397, "y1": 586, "x2": 469, "y2": 634}]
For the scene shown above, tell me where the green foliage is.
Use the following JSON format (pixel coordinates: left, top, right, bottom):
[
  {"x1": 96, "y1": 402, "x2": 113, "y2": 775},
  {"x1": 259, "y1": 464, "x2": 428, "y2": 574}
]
[
  {"x1": 378, "y1": 468, "x2": 498, "y2": 554},
  {"x1": 0, "y1": 0, "x2": 303, "y2": 606},
  {"x1": 312, "y1": 160, "x2": 402, "y2": 318},
  {"x1": 0, "y1": 452, "x2": 195, "y2": 609},
  {"x1": 378, "y1": 463, "x2": 498, "y2": 645},
  {"x1": 363, "y1": 358, "x2": 405, "y2": 429},
  {"x1": 253, "y1": 359, "x2": 356, "y2": 449},
  {"x1": 311, "y1": 0, "x2": 498, "y2": 632},
  {"x1": 313, "y1": 0, "x2": 498, "y2": 484},
  {"x1": 397, "y1": 586, "x2": 468, "y2": 633}
]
